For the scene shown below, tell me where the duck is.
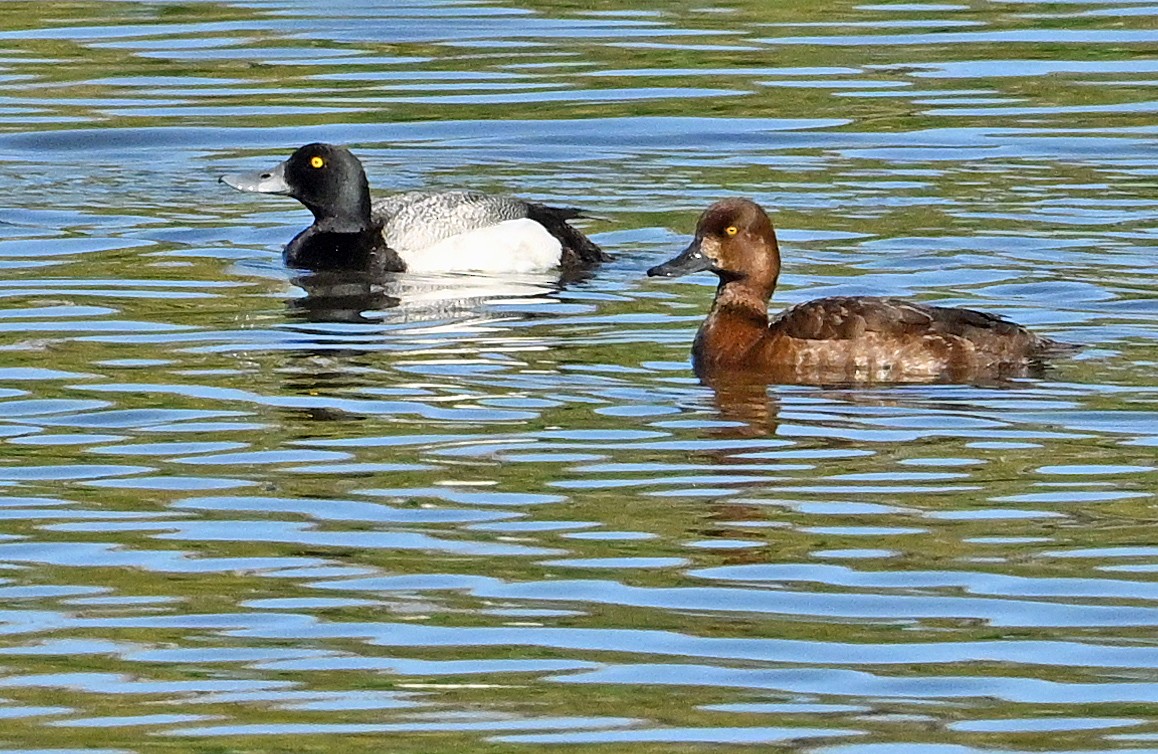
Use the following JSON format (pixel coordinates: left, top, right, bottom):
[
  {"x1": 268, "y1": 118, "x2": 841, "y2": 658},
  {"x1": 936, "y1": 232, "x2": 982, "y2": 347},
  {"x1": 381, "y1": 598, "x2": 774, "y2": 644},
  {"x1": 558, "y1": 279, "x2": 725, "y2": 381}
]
[
  {"x1": 647, "y1": 197, "x2": 1073, "y2": 384},
  {"x1": 220, "y1": 143, "x2": 607, "y2": 276}
]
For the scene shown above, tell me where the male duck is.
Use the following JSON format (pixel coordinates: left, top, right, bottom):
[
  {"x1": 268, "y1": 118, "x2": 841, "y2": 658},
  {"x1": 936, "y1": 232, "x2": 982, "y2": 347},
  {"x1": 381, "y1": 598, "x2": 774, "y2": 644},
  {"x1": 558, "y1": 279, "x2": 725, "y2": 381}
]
[
  {"x1": 221, "y1": 143, "x2": 606, "y2": 275},
  {"x1": 648, "y1": 198, "x2": 1072, "y2": 384}
]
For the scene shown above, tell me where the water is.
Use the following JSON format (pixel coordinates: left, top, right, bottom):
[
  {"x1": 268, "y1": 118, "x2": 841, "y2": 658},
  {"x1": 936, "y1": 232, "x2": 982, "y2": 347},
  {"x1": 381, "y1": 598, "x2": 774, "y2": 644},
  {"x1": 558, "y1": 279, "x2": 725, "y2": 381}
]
[{"x1": 0, "y1": 0, "x2": 1156, "y2": 751}]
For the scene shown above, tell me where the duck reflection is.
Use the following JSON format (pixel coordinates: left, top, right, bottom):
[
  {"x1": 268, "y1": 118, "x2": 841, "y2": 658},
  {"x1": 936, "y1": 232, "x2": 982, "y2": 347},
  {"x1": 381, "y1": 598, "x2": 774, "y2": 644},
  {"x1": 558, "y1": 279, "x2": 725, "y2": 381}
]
[
  {"x1": 287, "y1": 270, "x2": 400, "y2": 323},
  {"x1": 286, "y1": 269, "x2": 569, "y2": 325},
  {"x1": 700, "y1": 368, "x2": 1053, "y2": 440},
  {"x1": 275, "y1": 269, "x2": 573, "y2": 423},
  {"x1": 703, "y1": 376, "x2": 783, "y2": 438}
]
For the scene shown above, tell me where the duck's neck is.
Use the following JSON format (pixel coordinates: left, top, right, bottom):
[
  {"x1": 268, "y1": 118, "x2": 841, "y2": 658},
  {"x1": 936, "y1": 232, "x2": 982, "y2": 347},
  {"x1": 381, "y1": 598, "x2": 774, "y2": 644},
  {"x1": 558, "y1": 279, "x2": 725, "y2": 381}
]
[
  {"x1": 693, "y1": 277, "x2": 776, "y2": 372},
  {"x1": 312, "y1": 209, "x2": 372, "y2": 234},
  {"x1": 309, "y1": 173, "x2": 374, "y2": 234},
  {"x1": 713, "y1": 277, "x2": 773, "y2": 320}
]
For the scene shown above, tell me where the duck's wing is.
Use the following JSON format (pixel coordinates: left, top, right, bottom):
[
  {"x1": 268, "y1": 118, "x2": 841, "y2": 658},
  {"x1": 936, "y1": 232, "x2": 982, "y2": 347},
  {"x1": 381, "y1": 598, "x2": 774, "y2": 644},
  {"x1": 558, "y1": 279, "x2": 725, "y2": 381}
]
[
  {"x1": 371, "y1": 191, "x2": 528, "y2": 253},
  {"x1": 372, "y1": 191, "x2": 605, "y2": 266},
  {"x1": 745, "y1": 295, "x2": 1071, "y2": 384},
  {"x1": 772, "y1": 297, "x2": 937, "y2": 341},
  {"x1": 773, "y1": 296, "x2": 1065, "y2": 356}
]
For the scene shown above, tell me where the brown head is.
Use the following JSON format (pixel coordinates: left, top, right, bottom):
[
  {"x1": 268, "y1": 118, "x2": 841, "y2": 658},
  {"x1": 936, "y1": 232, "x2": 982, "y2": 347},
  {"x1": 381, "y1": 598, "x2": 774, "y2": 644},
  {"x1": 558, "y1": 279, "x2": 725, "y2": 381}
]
[{"x1": 647, "y1": 198, "x2": 782, "y2": 298}]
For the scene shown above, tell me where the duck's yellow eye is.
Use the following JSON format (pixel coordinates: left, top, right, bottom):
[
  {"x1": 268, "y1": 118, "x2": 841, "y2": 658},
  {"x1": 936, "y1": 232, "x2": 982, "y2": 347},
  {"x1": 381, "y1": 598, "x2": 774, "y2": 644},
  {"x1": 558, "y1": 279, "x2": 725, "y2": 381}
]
[
  {"x1": 725, "y1": 225, "x2": 738, "y2": 236},
  {"x1": 309, "y1": 156, "x2": 325, "y2": 169}
]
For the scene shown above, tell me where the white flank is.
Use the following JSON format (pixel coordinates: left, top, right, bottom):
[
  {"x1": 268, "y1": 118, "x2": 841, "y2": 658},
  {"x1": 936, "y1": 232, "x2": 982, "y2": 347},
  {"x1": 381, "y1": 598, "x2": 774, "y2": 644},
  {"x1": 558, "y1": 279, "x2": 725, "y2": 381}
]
[{"x1": 397, "y1": 218, "x2": 562, "y2": 274}]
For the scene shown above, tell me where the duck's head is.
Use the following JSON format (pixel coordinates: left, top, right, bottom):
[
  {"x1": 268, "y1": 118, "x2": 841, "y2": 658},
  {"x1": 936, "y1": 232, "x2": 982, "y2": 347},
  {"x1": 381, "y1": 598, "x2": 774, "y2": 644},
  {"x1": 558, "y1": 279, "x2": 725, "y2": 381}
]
[
  {"x1": 221, "y1": 143, "x2": 373, "y2": 234},
  {"x1": 647, "y1": 198, "x2": 781, "y2": 291}
]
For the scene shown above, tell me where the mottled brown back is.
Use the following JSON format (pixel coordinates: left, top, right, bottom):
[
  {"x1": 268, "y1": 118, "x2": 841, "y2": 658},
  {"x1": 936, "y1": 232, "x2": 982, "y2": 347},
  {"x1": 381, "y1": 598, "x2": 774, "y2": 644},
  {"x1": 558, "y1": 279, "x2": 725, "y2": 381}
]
[
  {"x1": 695, "y1": 296, "x2": 1067, "y2": 384},
  {"x1": 775, "y1": 296, "x2": 1043, "y2": 349}
]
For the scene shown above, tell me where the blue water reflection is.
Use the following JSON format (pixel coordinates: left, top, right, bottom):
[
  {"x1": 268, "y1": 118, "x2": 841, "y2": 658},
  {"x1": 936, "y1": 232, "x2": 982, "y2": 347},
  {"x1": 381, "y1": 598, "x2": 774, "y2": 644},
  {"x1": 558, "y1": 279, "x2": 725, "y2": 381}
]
[{"x1": 0, "y1": 0, "x2": 1155, "y2": 750}]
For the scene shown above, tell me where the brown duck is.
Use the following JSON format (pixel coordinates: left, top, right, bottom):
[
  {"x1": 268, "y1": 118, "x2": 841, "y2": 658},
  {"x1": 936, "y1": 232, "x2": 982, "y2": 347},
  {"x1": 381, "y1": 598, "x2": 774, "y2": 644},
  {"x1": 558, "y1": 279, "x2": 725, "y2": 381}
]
[{"x1": 647, "y1": 198, "x2": 1073, "y2": 384}]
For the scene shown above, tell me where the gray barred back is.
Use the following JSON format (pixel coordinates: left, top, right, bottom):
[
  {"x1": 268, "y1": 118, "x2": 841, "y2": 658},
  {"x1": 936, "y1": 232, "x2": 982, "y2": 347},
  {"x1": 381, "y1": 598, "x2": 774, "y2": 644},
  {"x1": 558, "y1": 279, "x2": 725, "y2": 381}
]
[{"x1": 372, "y1": 191, "x2": 531, "y2": 254}]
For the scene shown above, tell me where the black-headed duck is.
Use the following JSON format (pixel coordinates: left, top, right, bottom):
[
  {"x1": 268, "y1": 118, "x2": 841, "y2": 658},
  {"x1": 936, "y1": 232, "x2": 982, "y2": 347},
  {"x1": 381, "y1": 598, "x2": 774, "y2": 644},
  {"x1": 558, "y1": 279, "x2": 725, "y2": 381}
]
[
  {"x1": 648, "y1": 198, "x2": 1073, "y2": 384},
  {"x1": 221, "y1": 143, "x2": 606, "y2": 275}
]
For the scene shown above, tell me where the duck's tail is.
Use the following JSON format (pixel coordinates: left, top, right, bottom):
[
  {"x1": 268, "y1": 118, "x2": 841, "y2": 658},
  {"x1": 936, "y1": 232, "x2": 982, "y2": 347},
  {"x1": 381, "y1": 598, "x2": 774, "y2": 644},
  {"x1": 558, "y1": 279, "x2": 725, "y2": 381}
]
[
  {"x1": 526, "y1": 203, "x2": 609, "y2": 268},
  {"x1": 1034, "y1": 335, "x2": 1081, "y2": 359}
]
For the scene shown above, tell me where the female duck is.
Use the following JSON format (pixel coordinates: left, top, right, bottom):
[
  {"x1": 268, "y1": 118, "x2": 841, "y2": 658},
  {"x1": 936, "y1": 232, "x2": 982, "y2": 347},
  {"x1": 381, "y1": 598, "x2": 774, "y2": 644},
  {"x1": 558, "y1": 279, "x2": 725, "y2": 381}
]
[
  {"x1": 221, "y1": 143, "x2": 606, "y2": 275},
  {"x1": 648, "y1": 198, "x2": 1071, "y2": 384}
]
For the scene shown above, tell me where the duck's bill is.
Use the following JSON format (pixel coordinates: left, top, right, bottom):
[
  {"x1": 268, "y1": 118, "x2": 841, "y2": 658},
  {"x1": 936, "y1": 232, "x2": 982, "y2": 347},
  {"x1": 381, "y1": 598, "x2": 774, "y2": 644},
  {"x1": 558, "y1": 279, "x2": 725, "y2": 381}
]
[
  {"x1": 647, "y1": 238, "x2": 712, "y2": 277},
  {"x1": 220, "y1": 159, "x2": 291, "y2": 195}
]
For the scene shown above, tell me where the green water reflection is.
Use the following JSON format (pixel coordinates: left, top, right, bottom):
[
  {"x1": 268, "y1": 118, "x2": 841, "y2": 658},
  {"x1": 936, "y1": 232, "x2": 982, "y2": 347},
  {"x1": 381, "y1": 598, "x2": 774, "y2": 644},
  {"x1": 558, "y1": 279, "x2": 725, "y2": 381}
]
[{"x1": 0, "y1": 0, "x2": 1155, "y2": 752}]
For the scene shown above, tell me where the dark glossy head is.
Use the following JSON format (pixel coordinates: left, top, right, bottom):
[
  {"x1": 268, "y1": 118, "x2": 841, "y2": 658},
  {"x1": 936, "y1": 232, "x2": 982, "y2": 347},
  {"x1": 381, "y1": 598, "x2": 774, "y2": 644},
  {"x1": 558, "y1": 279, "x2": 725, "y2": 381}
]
[
  {"x1": 221, "y1": 143, "x2": 373, "y2": 233},
  {"x1": 647, "y1": 198, "x2": 781, "y2": 293}
]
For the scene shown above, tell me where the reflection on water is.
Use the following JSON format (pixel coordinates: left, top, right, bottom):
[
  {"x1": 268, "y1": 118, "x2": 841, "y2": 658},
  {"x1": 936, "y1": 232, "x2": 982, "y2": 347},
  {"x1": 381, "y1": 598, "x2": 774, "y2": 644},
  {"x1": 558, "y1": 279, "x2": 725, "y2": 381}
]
[
  {"x1": 284, "y1": 269, "x2": 567, "y2": 325},
  {"x1": 0, "y1": 0, "x2": 1156, "y2": 751}
]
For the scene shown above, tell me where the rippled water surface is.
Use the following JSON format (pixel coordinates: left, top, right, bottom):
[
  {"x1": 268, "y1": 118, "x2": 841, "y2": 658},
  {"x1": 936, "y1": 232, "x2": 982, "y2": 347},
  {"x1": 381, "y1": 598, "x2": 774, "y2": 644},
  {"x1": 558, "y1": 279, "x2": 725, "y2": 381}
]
[{"x1": 0, "y1": 0, "x2": 1156, "y2": 751}]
